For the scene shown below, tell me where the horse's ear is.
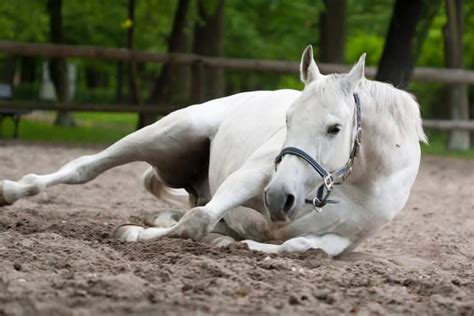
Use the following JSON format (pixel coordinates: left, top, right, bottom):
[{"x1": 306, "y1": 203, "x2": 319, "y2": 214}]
[
  {"x1": 344, "y1": 53, "x2": 366, "y2": 92},
  {"x1": 300, "y1": 45, "x2": 321, "y2": 84}
]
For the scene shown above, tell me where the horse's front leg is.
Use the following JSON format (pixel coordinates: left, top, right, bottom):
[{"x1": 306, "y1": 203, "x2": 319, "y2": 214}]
[
  {"x1": 113, "y1": 161, "x2": 272, "y2": 242},
  {"x1": 242, "y1": 204, "x2": 362, "y2": 256},
  {"x1": 242, "y1": 234, "x2": 351, "y2": 257}
]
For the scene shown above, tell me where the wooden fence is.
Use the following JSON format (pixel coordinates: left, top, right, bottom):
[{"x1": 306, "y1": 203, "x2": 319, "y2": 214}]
[{"x1": 0, "y1": 41, "x2": 473, "y2": 130}]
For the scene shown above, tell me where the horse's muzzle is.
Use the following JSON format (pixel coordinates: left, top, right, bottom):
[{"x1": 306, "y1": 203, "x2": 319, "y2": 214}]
[{"x1": 264, "y1": 184, "x2": 298, "y2": 222}]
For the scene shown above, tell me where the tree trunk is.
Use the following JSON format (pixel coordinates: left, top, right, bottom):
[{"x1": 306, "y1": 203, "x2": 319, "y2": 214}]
[
  {"x1": 20, "y1": 57, "x2": 36, "y2": 84},
  {"x1": 140, "y1": 0, "x2": 193, "y2": 128},
  {"x1": 444, "y1": 0, "x2": 470, "y2": 150},
  {"x1": 85, "y1": 66, "x2": 108, "y2": 88},
  {"x1": 191, "y1": 0, "x2": 225, "y2": 102},
  {"x1": 47, "y1": 0, "x2": 74, "y2": 126},
  {"x1": 0, "y1": 56, "x2": 17, "y2": 85},
  {"x1": 115, "y1": 62, "x2": 124, "y2": 103},
  {"x1": 376, "y1": 0, "x2": 442, "y2": 88},
  {"x1": 319, "y1": 0, "x2": 346, "y2": 63},
  {"x1": 126, "y1": 0, "x2": 141, "y2": 106}
]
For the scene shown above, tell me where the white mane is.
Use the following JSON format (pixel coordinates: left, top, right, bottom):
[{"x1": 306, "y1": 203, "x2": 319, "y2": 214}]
[
  {"x1": 312, "y1": 74, "x2": 428, "y2": 144},
  {"x1": 358, "y1": 78, "x2": 428, "y2": 144}
]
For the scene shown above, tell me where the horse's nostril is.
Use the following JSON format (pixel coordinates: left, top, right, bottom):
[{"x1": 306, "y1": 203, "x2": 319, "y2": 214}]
[
  {"x1": 263, "y1": 189, "x2": 270, "y2": 207},
  {"x1": 283, "y1": 194, "x2": 295, "y2": 213}
]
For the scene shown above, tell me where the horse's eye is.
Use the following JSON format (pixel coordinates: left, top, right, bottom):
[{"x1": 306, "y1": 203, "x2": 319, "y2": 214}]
[{"x1": 327, "y1": 124, "x2": 341, "y2": 135}]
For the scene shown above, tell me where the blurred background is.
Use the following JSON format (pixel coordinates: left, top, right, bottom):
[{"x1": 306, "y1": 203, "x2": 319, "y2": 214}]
[{"x1": 0, "y1": 0, "x2": 472, "y2": 157}]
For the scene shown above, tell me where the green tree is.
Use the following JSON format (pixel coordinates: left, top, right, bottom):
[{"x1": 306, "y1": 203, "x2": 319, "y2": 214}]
[
  {"x1": 141, "y1": 0, "x2": 193, "y2": 128},
  {"x1": 319, "y1": 0, "x2": 346, "y2": 63},
  {"x1": 48, "y1": 0, "x2": 75, "y2": 126},
  {"x1": 192, "y1": 0, "x2": 225, "y2": 102},
  {"x1": 376, "y1": 0, "x2": 442, "y2": 87}
]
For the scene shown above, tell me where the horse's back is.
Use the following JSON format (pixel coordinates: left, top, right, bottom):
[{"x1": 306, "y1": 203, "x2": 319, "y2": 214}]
[
  {"x1": 147, "y1": 89, "x2": 298, "y2": 206},
  {"x1": 208, "y1": 89, "x2": 300, "y2": 191},
  {"x1": 142, "y1": 92, "x2": 263, "y2": 196}
]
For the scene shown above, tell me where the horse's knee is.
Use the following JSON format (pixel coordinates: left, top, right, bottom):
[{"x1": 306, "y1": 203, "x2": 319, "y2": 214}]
[{"x1": 173, "y1": 206, "x2": 218, "y2": 240}]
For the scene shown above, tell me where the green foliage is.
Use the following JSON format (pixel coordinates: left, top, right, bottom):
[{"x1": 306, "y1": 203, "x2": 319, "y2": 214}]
[
  {"x1": 278, "y1": 76, "x2": 303, "y2": 91},
  {"x1": 347, "y1": 0, "x2": 394, "y2": 38},
  {"x1": 225, "y1": 0, "x2": 323, "y2": 60},
  {"x1": 422, "y1": 130, "x2": 474, "y2": 159},
  {"x1": 346, "y1": 35, "x2": 384, "y2": 66},
  {"x1": 0, "y1": 0, "x2": 472, "y2": 154},
  {"x1": 0, "y1": 0, "x2": 48, "y2": 42},
  {"x1": 199, "y1": 0, "x2": 222, "y2": 17},
  {"x1": 463, "y1": 1, "x2": 474, "y2": 68},
  {"x1": 416, "y1": 9, "x2": 446, "y2": 67}
]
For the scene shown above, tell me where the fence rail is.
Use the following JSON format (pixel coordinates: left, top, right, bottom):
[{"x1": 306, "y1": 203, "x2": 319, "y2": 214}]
[
  {"x1": 421, "y1": 119, "x2": 474, "y2": 131},
  {"x1": 1, "y1": 100, "x2": 473, "y2": 131},
  {"x1": 2, "y1": 41, "x2": 474, "y2": 84},
  {"x1": 0, "y1": 41, "x2": 473, "y2": 132},
  {"x1": 0, "y1": 100, "x2": 179, "y2": 115}
]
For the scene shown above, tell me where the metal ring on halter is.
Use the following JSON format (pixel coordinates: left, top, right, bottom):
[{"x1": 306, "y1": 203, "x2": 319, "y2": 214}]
[
  {"x1": 356, "y1": 127, "x2": 362, "y2": 145},
  {"x1": 312, "y1": 197, "x2": 323, "y2": 213}
]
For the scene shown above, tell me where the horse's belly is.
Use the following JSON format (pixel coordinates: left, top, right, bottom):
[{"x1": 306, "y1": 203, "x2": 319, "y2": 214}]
[{"x1": 208, "y1": 89, "x2": 299, "y2": 193}]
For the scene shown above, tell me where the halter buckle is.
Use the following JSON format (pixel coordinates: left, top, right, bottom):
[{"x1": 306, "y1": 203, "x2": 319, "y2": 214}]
[{"x1": 323, "y1": 175, "x2": 334, "y2": 191}]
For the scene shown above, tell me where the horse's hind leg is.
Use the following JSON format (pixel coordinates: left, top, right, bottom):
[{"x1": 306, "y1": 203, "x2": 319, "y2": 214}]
[
  {"x1": 0, "y1": 130, "x2": 149, "y2": 206},
  {"x1": 142, "y1": 167, "x2": 190, "y2": 209},
  {"x1": 0, "y1": 109, "x2": 211, "y2": 206},
  {"x1": 113, "y1": 148, "x2": 273, "y2": 242}
]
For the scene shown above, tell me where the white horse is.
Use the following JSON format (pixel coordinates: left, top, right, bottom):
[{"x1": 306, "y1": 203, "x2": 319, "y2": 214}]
[{"x1": 0, "y1": 46, "x2": 427, "y2": 256}]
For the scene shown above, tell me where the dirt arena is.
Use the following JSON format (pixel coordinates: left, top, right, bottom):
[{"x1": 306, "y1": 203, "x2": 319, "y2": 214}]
[{"x1": 0, "y1": 142, "x2": 472, "y2": 315}]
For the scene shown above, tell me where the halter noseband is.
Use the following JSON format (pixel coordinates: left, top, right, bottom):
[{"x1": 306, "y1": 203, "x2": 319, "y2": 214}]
[{"x1": 274, "y1": 93, "x2": 362, "y2": 213}]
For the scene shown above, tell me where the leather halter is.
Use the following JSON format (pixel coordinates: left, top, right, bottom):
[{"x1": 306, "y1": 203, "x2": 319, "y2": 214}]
[{"x1": 274, "y1": 93, "x2": 362, "y2": 213}]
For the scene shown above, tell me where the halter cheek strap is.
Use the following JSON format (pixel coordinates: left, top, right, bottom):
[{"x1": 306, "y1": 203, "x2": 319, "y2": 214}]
[
  {"x1": 274, "y1": 147, "x2": 338, "y2": 211},
  {"x1": 274, "y1": 93, "x2": 362, "y2": 212}
]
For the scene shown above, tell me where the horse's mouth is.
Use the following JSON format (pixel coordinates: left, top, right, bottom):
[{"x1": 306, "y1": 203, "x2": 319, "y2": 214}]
[{"x1": 269, "y1": 211, "x2": 290, "y2": 223}]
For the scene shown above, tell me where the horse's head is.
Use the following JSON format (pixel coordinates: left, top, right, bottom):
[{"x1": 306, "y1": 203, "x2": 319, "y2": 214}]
[{"x1": 265, "y1": 45, "x2": 366, "y2": 221}]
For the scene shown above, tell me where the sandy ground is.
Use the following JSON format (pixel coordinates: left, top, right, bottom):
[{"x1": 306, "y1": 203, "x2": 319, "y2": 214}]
[{"x1": 0, "y1": 141, "x2": 472, "y2": 315}]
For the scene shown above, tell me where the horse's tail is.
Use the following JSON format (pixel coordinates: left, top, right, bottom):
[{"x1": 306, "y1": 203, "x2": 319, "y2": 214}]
[{"x1": 142, "y1": 167, "x2": 190, "y2": 209}]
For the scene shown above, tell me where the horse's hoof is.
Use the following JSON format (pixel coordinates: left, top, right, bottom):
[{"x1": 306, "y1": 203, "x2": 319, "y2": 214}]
[
  {"x1": 0, "y1": 182, "x2": 12, "y2": 207},
  {"x1": 112, "y1": 223, "x2": 144, "y2": 242}
]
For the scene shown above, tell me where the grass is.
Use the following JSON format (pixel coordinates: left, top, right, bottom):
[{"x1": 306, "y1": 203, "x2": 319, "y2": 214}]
[
  {"x1": 1, "y1": 112, "x2": 137, "y2": 145},
  {"x1": 422, "y1": 130, "x2": 474, "y2": 159},
  {"x1": 1, "y1": 112, "x2": 473, "y2": 159}
]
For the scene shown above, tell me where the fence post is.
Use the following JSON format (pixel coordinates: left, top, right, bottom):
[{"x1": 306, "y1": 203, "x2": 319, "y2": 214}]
[
  {"x1": 444, "y1": 0, "x2": 470, "y2": 150},
  {"x1": 192, "y1": 61, "x2": 205, "y2": 103}
]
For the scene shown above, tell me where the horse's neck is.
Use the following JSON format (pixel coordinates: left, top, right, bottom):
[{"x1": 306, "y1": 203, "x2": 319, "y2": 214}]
[{"x1": 347, "y1": 85, "x2": 422, "y2": 188}]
